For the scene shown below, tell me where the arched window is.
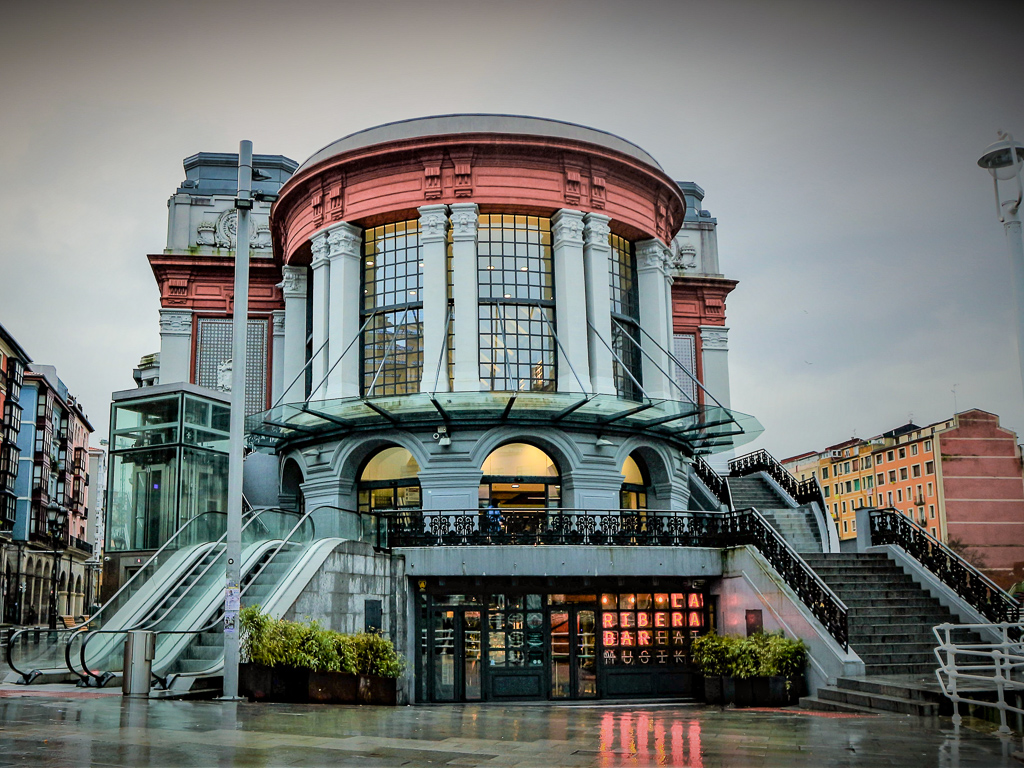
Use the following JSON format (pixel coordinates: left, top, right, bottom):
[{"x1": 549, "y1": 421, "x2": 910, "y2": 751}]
[
  {"x1": 620, "y1": 453, "x2": 648, "y2": 510},
  {"x1": 281, "y1": 459, "x2": 305, "y2": 514},
  {"x1": 480, "y1": 443, "x2": 560, "y2": 508},
  {"x1": 358, "y1": 446, "x2": 421, "y2": 512}
]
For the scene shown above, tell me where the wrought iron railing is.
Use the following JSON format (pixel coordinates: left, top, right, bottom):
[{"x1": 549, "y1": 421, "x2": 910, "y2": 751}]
[
  {"x1": 868, "y1": 508, "x2": 1019, "y2": 626},
  {"x1": 384, "y1": 506, "x2": 848, "y2": 649},
  {"x1": 691, "y1": 455, "x2": 732, "y2": 509},
  {"x1": 728, "y1": 449, "x2": 827, "y2": 510}
]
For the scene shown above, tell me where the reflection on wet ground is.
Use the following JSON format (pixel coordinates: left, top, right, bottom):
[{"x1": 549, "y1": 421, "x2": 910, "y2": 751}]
[{"x1": 0, "y1": 693, "x2": 1018, "y2": 767}]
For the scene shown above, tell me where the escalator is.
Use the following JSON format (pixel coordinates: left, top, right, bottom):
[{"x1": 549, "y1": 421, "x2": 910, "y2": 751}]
[{"x1": 71, "y1": 504, "x2": 379, "y2": 695}]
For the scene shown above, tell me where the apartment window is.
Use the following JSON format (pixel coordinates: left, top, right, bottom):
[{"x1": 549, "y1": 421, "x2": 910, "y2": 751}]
[
  {"x1": 911, "y1": 443, "x2": 919, "y2": 456},
  {"x1": 912, "y1": 464, "x2": 921, "y2": 478},
  {"x1": 927, "y1": 482, "x2": 933, "y2": 496},
  {"x1": 851, "y1": 518, "x2": 856, "y2": 532},
  {"x1": 852, "y1": 459, "x2": 860, "y2": 471},
  {"x1": 833, "y1": 503, "x2": 839, "y2": 515},
  {"x1": 842, "y1": 520, "x2": 848, "y2": 534},
  {"x1": 925, "y1": 461, "x2": 934, "y2": 474},
  {"x1": 898, "y1": 447, "x2": 906, "y2": 459},
  {"x1": 853, "y1": 478, "x2": 860, "y2": 491},
  {"x1": 899, "y1": 467, "x2": 908, "y2": 481},
  {"x1": 888, "y1": 470, "x2": 897, "y2": 483},
  {"x1": 823, "y1": 486, "x2": 830, "y2": 498},
  {"x1": 876, "y1": 473, "x2": 884, "y2": 486},
  {"x1": 821, "y1": 466, "x2": 829, "y2": 479},
  {"x1": 864, "y1": 456, "x2": 872, "y2": 468},
  {"x1": 930, "y1": 527, "x2": 937, "y2": 537},
  {"x1": 887, "y1": 450, "x2": 894, "y2": 462},
  {"x1": 929, "y1": 505, "x2": 935, "y2": 519},
  {"x1": 897, "y1": 489, "x2": 902, "y2": 502},
  {"x1": 876, "y1": 454, "x2": 884, "y2": 466},
  {"x1": 842, "y1": 501, "x2": 847, "y2": 513},
  {"x1": 844, "y1": 461, "x2": 850, "y2": 473},
  {"x1": 866, "y1": 475, "x2": 873, "y2": 489},
  {"x1": 916, "y1": 484, "x2": 923, "y2": 500},
  {"x1": 834, "y1": 483, "x2": 840, "y2": 495},
  {"x1": 925, "y1": 439, "x2": 932, "y2": 452}
]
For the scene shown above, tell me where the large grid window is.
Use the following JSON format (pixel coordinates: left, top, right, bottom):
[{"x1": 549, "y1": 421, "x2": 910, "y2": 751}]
[
  {"x1": 362, "y1": 221, "x2": 423, "y2": 397},
  {"x1": 609, "y1": 234, "x2": 642, "y2": 401},
  {"x1": 195, "y1": 318, "x2": 268, "y2": 415},
  {"x1": 477, "y1": 215, "x2": 555, "y2": 392},
  {"x1": 672, "y1": 334, "x2": 698, "y2": 403}
]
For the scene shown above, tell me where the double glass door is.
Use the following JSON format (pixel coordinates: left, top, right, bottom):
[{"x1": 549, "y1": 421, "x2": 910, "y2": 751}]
[
  {"x1": 430, "y1": 608, "x2": 483, "y2": 702},
  {"x1": 549, "y1": 606, "x2": 597, "y2": 699}
]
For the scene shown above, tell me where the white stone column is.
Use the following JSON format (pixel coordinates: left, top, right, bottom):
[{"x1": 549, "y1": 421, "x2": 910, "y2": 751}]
[
  {"x1": 418, "y1": 204, "x2": 449, "y2": 392},
  {"x1": 699, "y1": 326, "x2": 732, "y2": 409},
  {"x1": 279, "y1": 264, "x2": 308, "y2": 404},
  {"x1": 157, "y1": 309, "x2": 193, "y2": 385},
  {"x1": 271, "y1": 310, "x2": 286, "y2": 404},
  {"x1": 583, "y1": 213, "x2": 615, "y2": 395},
  {"x1": 325, "y1": 221, "x2": 363, "y2": 399},
  {"x1": 449, "y1": 203, "x2": 479, "y2": 392},
  {"x1": 551, "y1": 210, "x2": 592, "y2": 393},
  {"x1": 636, "y1": 239, "x2": 674, "y2": 399},
  {"x1": 309, "y1": 233, "x2": 331, "y2": 398}
]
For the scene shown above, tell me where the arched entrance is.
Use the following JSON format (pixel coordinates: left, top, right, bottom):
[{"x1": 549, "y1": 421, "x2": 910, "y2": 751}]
[
  {"x1": 357, "y1": 446, "x2": 421, "y2": 513},
  {"x1": 620, "y1": 453, "x2": 649, "y2": 510},
  {"x1": 479, "y1": 443, "x2": 560, "y2": 509},
  {"x1": 281, "y1": 458, "x2": 305, "y2": 514}
]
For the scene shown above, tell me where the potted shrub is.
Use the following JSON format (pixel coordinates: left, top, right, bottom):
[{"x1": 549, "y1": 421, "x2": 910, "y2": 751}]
[
  {"x1": 239, "y1": 606, "x2": 405, "y2": 705},
  {"x1": 692, "y1": 631, "x2": 805, "y2": 707}
]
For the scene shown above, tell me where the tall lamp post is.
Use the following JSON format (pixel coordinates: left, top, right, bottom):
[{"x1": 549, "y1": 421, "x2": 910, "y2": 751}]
[
  {"x1": 45, "y1": 502, "x2": 68, "y2": 630},
  {"x1": 978, "y1": 132, "x2": 1024, "y2": 397}
]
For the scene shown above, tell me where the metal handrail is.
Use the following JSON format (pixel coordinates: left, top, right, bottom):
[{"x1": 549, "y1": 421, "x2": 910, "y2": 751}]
[
  {"x1": 71, "y1": 506, "x2": 303, "y2": 685},
  {"x1": 6, "y1": 510, "x2": 230, "y2": 684},
  {"x1": 728, "y1": 448, "x2": 827, "y2": 510},
  {"x1": 933, "y1": 621, "x2": 1024, "y2": 736},
  {"x1": 869, "y1": 507, "x2": 1019, "y2": 626},
  {"x1": 691, "y1": 455, "x2": 732, "y2": 509}
]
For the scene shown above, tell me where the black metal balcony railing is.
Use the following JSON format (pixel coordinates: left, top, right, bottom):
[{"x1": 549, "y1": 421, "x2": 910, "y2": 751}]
[
  {"x1": 384, "y1": 506, "x2": 849, "y2": 650},
  {"x1": 691, "y1": 455, "x2": 732, "y2": 509},
  {"x1": 868, "y1": 508, "x2": 1019, "y2": 628},
  {"x1": 69, "y1": 537, "x2": 93, "y2": 555},
  {"x1": 729, "y1": 449, "x2": 827, "y2": 510}
]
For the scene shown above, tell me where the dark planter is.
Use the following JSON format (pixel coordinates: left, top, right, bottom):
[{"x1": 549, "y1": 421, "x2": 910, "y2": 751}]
[
  {"x1": 239, "y1": 663, "x2": 397, "y2": 705},
  {"x1": 702, "y1": 674, "x2": 800, "y2": 707}
]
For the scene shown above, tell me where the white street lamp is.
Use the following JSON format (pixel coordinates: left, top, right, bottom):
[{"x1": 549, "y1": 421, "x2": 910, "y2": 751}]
[{"x1": 978, "y1": 132, "x2": 1024, "y2": 398}]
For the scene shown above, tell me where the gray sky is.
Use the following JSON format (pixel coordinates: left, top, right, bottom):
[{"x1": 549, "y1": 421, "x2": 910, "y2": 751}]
[{"x1": 1, "y1": 0, "x2": 1022, "y2": 459}]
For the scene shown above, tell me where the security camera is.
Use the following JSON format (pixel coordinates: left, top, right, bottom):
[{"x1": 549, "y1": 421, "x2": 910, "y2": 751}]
[{"x1": 439, "y1": 436, "x2": 452, "y2": 447}]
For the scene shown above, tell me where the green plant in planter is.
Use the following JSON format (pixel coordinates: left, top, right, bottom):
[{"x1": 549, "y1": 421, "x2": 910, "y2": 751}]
[
  {"x1": 691, "y1": 631, "x2": 806, "y2": 678},
  {"x1": 239, "y1": 606, "x2": 406, "y2": 678}
]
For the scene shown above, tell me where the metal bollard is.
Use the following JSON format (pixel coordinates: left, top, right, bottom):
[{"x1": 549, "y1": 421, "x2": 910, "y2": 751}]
[{"x1": 122, "y1": 630, "x2": 156, "y2": 698}]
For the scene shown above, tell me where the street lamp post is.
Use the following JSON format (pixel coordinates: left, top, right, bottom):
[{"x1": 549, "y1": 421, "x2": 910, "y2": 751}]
[
  {"x1": 45, "y1": 502, "x2": 68, "y2": 630},
  {"x1": 978, "y1": 131, "x2": 1024, "y2": 398}
]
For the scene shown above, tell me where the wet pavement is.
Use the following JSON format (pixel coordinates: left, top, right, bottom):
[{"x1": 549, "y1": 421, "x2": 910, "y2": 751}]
[{"x1": 0, "y1": 690, "x2": 1020, "y2": 767}]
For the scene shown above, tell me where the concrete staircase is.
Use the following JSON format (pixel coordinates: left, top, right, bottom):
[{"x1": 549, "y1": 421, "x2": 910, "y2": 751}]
[
  {"x1": 799, "y1": 552, "x2": 984, "y2": 714},
  {"x1": 728, "y1": 475, "x2": 823, "y2": 554}
]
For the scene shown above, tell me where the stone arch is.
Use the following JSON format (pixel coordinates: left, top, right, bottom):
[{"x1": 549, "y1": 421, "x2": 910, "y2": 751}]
[
  {"x1": 280, "y1": 457, "x2": 305, "y2": 513},
  {"x1": 469, "y1": 426, "x2": 583, "y2": 478},
  {"x1": 331, "y1": 431, "x2": 431, "y2": 484}
]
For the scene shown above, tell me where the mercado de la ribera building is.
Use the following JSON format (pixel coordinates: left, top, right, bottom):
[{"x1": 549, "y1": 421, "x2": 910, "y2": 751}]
[{"x1": 83, "y1": 115, "x2": 880, "y2": 704}]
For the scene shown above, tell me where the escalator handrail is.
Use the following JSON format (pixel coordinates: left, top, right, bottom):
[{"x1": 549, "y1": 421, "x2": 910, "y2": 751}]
[
  {"x1": 72, "y1": 507, "x2": 302, "y2": 683},
  {"x1": 6, "y1": 510, "x2": 230, "y2": 683},
  {"x1": 71, "y1": 507, "x2": 300, "y2": 683}
]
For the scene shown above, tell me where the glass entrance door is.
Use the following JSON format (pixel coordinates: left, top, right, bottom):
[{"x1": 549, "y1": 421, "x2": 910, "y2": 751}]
[
  {"x1": 549, "y1": 607, "x2": 598, "y2": 699},
  {"x1": 430, "y1": 608, "x2": 483, "y2": 702}
]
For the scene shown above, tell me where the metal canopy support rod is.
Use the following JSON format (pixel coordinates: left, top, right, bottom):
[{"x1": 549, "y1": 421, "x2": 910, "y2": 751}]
[
  {"x1": 429, "y1": 305, "x2": 453, "y2": 395},
  {"x1": 271, "y1": 337, "x2": 328, "y2": 410},
  {"x1": 534, "y1": 302, "x2": 591, "y2": 395},
  {"x1": 307, "y1": 312, "x2": 376, "y2": 403},
  {"x1": 586, "y1": 318, "x2": 650, "y2": 402},
  {"x1": 300, "y1": 405, "x2": 352, "y2": 428},
  {"x1": 223, "y1": 140, "x2": 252, "y2": 701}
]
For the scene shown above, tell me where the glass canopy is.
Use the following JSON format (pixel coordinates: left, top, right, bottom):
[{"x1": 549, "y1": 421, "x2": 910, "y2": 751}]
[{"x1": 246, "y1": 391, "x2": 762, "y2": 456}]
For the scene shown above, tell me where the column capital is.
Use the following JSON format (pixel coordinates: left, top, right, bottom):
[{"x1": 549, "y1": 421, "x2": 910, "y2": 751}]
[
  {"x1": 583, "y1": 212, "x2": 612, "y2": 248},
  {"x1": 325, "y1": 221, "x2": 361, "y2": 260},
  {"x1": 158, "y1": 308, "x2": 192, "y2": 336},
  {"x1": 636, "y1": 238, "x2": 670, "y2": 273},
  {"x1": 311, "y1": 231, "x2": 330, "y2": 268},
  {"x1": 418, "y1": 204, "x2": 449, "y2": 244},
  {"x1": 449, "y1": 202, "x2": 479, "y2": 241},
  {"x1": 279, "y1": 264, "x2": 308, "y2": 299},
  {"x1": 551, "y1": 209, "x2": 585, "y2": 249},
  {"x1": 699, "y1": 325, "x2": 729, "y2": 351},
  {"x1": 272, "y1": 309, "x2": 286, "y2": 336}
]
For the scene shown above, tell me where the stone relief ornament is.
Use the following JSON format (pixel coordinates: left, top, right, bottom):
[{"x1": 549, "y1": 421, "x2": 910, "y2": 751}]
[
  {"x1": 671, "y1": 242, "x2": 698, "y2": 272},
  {"x1": 279, "y1": 265, "x2": 307, "y2": 297},
  {"x1": 158, "y1": 310, "x2": 192, "y2": 335},
  {"x1": 419, "y1": 211, "x2": 448, "y2": 239},
  {"x1": 311, "y1": 233, "x2": 330, "y2": 265},
  {"x1": 195, "y1": 209, "x2": 272, "y2": 249},
  {"x1": 450, "y1": 208, "x2": 478, "y2": 238},
  {"x1": 583, "y1": 217, "x2": 611, "y2": 246},
  {"x1": 552, "y1": 213, "x2": 585, "y2": 244},
  {"x1": 326, "y1": 224, "x2": 361, "y2": 258},
  {"x1": 196, "y1": 221, "x2": 217, "y2": 246},
  {"x1": 635, "y1": 240, "x2": 669, "y2": 271}
]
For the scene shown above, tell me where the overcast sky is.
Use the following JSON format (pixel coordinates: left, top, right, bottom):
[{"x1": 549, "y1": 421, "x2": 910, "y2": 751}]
[{"x1": 1, "y1": 0, "x2": 1022, "y2": 460}]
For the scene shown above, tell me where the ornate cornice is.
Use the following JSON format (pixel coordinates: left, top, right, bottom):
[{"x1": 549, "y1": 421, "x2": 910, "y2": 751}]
[{"x1": 700, "y1": 325, "x2": 729, "y2": 351}]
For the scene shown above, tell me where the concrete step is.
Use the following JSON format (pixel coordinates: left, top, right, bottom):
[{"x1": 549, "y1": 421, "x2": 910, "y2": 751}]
[
  {"x1": 866, "y1": 663, "x2": 940, "y2": 676},
  {"x1": 834, "y1": 676, "x2": 944, "y2": 703},
  {"x1": 816, "y1": 686, "x2": 939, "y2": 716},
  {"x1": 798, "y1": 695, "x2": 885, "y2": 714}
]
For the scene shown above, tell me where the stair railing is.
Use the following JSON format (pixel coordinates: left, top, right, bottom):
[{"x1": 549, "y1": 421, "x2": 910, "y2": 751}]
[
  {"x1": 729, "y1": 449, "x2": 827, "y2": 510},
  {"x1": 691, "y1": 455, "x2": 732, "y2": 509},
  {"x1": 933, "y1": 621, "x2": 1024, "y2": 737},
  {"x1": 868, "y1": 508, "x2": 1020, "y2": 626}
]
